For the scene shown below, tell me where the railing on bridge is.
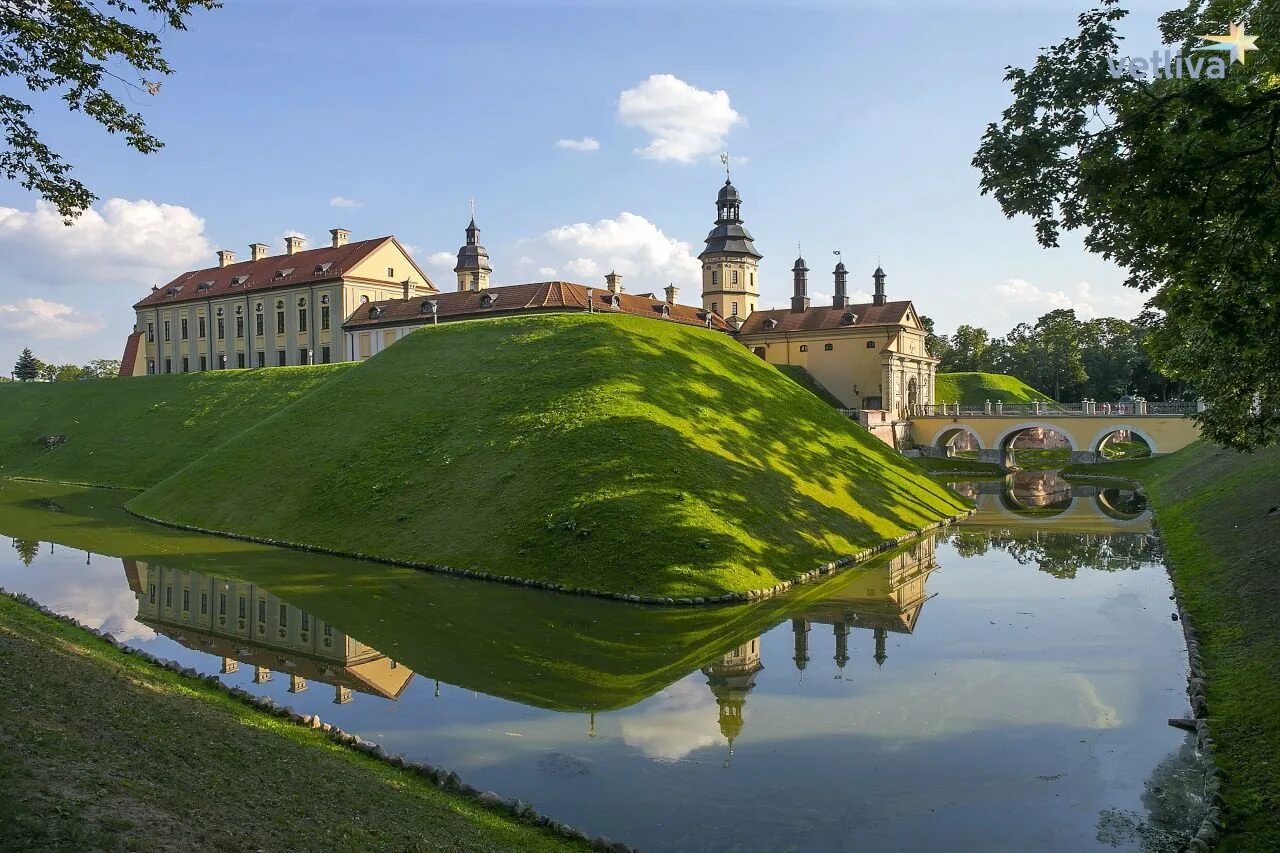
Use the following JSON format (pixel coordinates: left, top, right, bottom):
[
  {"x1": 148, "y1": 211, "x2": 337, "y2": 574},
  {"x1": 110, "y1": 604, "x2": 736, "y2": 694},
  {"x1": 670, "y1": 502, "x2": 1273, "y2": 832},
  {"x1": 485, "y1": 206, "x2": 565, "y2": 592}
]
[{"x1": 910, "y1": 399, "x2": 1200, "y2": 418}]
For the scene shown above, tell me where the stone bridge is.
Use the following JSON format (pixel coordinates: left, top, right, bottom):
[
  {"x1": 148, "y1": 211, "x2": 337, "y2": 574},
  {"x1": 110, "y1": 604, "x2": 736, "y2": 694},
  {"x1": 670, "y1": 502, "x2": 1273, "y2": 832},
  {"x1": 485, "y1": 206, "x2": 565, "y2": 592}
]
[{"x1": 908, "y1": 400, "x2": 1202, "y2": 464}]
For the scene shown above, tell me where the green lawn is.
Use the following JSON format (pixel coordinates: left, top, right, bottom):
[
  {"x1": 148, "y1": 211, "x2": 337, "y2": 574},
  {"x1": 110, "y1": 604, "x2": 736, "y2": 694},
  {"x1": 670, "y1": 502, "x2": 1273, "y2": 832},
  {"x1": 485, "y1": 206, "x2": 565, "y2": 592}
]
[
  {"x1": 0, "y1": 595, "x2": 585, "y2": 852},
  {"x1": 0, "y1": 367, "x2": 352, "y2": 489},
  {"x1": 129, "y1": 314, "x2": 969, "y2": 599},
  {"x1": 935, "y1": 372, "x2": 1053, "y2": 405},
  {"x1": 909, "y1": 456, "x2": 1004, "y2": 475},
  {"x1": 1067, "y1": 441, "x2": 1280, "y2": 850}
]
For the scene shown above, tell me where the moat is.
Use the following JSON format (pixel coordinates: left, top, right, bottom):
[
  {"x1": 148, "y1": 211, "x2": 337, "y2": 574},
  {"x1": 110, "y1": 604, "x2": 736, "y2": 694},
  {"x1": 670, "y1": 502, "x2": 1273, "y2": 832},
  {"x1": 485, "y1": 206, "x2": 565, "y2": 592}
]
[{"x1": 0, "y1": 473, "x2": 1203, "y2": 852}]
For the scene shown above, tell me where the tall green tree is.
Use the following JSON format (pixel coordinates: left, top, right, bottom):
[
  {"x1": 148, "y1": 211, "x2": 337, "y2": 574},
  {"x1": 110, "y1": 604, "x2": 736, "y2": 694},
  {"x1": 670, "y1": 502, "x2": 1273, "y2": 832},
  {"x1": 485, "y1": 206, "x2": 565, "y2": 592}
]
[
  {"x1": 1, "y1": 0, "x2": 218, "y2": 219},
  {"x1": 13, "y1": 347, "x2": 40, "y2": 381},
  {"x1": 82, "y1": 358, "x2": 121, "y2": 379},
  {"x1": 941, "y1": 325, "x2": 993, "y2": 372},
  {"x1": 920, "y1": 315, "x2": 951, "y2": 363},
  {"x1": 974, "y1": 0, "x2": 1280, "y2": 449},
  {"x1": 1034, "y1": 309, "x2": 1089, "y2": 400},
  {"x1": 12, "y1": 538, "x2": 39, "y2": 567}
]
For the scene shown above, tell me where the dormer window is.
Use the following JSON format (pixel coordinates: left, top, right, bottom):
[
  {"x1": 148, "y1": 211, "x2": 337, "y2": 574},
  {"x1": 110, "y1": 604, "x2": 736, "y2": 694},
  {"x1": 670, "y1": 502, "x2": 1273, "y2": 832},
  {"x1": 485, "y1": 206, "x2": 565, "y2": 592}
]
[
  {"x1": 369, "y1": 306, "x2": 382, "y2": 319},
  {"x1": 230, "y1": 275, "x2": 249, "y2": 287},
  {"x1": 480, "y1": 293, "x2": 497, "y2": 308},
  {"x1": 196, "y1": 281, "x2": 214, "y2": 293},
  {"x1": 420, "y1": 299, "x2": 438, "y2": 315},
  {"x1": 314, "y1": 262, "x2": 334, "y2": 275},
  {"x1": 763, "y1": 318, "x2": 778, "y2": 330},
  {"x1": 841, "y1": 311, "x2": 858, "y2": 325},
  {"x1": 274, "y1": 268, "x2": 295, "y2": 281},
  {"x1": 165, "y1": 285, "x2": 183, "y2": 296},
  {"x1": 659, "y1": 304, "x2": 671, "y2": 317}
]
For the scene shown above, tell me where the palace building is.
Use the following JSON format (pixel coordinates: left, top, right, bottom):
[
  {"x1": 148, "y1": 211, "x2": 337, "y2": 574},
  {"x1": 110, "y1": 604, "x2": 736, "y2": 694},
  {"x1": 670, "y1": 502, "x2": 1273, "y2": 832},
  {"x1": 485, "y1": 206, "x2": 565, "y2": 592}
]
[{"x1": 119, "y1": 177, "x2": 936, "y2": 425}]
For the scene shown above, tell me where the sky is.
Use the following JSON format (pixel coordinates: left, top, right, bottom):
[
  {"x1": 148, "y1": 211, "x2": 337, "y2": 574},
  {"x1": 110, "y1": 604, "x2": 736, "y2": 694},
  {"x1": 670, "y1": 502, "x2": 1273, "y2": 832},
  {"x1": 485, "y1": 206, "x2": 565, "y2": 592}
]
[{"x1": 0, "y1": 0, "x2": 1182, "y2": 369}]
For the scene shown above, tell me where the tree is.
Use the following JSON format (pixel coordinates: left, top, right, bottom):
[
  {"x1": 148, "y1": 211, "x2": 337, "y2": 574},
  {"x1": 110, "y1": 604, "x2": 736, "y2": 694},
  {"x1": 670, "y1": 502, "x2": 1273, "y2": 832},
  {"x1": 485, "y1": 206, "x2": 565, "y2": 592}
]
[
  {"x1": 38, "y1": 362, "x2": 87, "y2": 382},
  {"x1": 12, "y1": 538, "x2": 39, "y2": 567},
  {"x1": 1, "y1": 0, "x2": 218, "y2": 219},
  {"x1": 13, "y1": 348, "x2": 40, "y2": 381},
  {"x1": 920, "y1": 315, "x2": 951, "y2": 363},
  {"x1": 941, "y1": 325, "x2": 992, "y2": 372},
  {"x1": 1034, "y1": 309, "x2": 1089, "y2": 401},
  {"x1": 82, "y1": 359, "x2": 121, "y2": 379},
  {"x1": 974, "y1": 0, "x2": 1280, "y2": 449}
]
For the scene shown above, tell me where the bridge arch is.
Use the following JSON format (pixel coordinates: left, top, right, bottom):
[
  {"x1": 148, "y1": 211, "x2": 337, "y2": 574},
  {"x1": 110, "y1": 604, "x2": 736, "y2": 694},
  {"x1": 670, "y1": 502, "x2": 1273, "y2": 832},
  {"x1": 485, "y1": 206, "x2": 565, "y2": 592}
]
[
  {"x1": 1087, "y1": 423, "x2": 1159, "y2": 455},
  {"x1": 993, "y1": 422, "x2": 1076, "y2": 452},
  {"x1": 928, "y1": 424, "x2": 985, "y2": 451}
]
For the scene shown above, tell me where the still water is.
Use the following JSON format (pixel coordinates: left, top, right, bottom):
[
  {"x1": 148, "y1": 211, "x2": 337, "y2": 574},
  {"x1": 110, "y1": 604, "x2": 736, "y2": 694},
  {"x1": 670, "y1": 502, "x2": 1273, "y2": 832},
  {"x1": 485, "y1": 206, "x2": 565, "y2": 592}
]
[{"x1": 0, "y1": 473, "x2": 1202, "y2": 852}]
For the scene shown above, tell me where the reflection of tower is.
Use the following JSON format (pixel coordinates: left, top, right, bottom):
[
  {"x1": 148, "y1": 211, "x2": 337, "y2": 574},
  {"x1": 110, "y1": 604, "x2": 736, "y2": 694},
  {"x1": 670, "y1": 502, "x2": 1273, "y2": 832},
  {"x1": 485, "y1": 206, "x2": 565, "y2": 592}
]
[
  {"x1": 833, "y1": 624, "x2": 849, "y2": 677},
  {"x1": 588, "y1": 712, "x2": 597, "y2": 739},
  {"x1": 701, "y1": 637, "x2": 763, "y2": 766},
  {"x1": 873, "y1": 628, "x2": 888, "y2": 668},
  {"x1": 791, "y1": 618, "x2": 810, "y2": 682}
]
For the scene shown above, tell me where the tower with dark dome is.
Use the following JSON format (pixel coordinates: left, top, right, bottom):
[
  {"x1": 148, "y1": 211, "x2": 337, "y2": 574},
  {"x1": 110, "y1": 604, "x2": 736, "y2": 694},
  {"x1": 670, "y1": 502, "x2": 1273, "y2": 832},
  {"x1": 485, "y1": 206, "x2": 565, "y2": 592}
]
[
  {"x1": 701, "y1": 637, "x2": 763, "y2": 766},
  {"x1": 698, "y1": 174, "x2": 762, "y2": 328},
  {"x1": 454, "y1": 217, "x2": 492, "y2": 292}
]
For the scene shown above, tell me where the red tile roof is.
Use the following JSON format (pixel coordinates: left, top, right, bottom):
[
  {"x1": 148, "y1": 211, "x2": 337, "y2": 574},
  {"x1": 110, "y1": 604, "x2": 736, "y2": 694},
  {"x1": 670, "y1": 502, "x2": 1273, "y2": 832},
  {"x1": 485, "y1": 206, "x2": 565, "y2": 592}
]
[
  {"x1": 342, "y1": 281, "x2": 733, "y2": 333},
  {"x1": 118, "y1": 331, "x2": 143, "y2": 377},
  {"x1": 132, "y1": 237, "x2": 424, "y2": 310},
  {"x1": 736, "y1": 300, "x2": 914, "y2": 335}
]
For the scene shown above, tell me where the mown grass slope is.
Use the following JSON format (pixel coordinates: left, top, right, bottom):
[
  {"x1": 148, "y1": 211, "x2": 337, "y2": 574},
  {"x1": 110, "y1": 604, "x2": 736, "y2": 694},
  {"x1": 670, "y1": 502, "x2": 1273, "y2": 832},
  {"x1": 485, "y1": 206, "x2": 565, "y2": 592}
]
[
  {"x1": 935, "y1": 371, "x2": 1053, "y2": 405},
  {"x1": 0, "y1": 367, "x2": 352, "y2": 489},
  {"x1": 1068, "y1": 441, "x2": 1280, "y2": 850},
  {"x1": 132, "y1": 314, "x2": 969, "y2": 598}
]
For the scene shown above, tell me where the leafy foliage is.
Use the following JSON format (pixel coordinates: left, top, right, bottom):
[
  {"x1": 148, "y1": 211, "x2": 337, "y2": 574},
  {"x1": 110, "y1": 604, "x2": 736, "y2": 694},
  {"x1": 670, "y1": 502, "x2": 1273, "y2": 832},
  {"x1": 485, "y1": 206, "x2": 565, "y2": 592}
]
[
  {"x1": 12, "y1": 348, "x2": 40, "y2": 381},
  {"x1": 973, "y1": 0, "x2": 1280, "y2": 447},
  {"x1": 0, "y1": 0, "x2": 218, "y2": 218}
]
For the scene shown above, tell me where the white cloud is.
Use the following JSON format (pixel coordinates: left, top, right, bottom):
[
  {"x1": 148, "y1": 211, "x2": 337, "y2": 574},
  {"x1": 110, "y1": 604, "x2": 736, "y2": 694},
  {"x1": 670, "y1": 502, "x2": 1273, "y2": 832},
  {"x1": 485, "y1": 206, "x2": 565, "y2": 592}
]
[
  {"x1": 426, "y1": 251, "x2": 457, "y2": 271},
  {"x1": 0, "y1": 198, "x2": 212, "y2": 286},
  {"x1": 554, "y1": 136, "x2": 600, "y2": 152},
  {"x1": 537, "y1": 266, "x2": 558, "y2": 277},
  {"x1": 619, "y1": 677, "x2": 723, "y2": 761},
  {"x1": 994, "y1": 278, "x2": 1146, "y2": 321},
  {"x1": 329, "y1": 196, "x2": 363, "y2": 208},
  {"x1": 618, "y1": 74, "x2": 743, "y2": 163},
  {"x1": 515, "y1": 211, "x2": 701, "y2": 292},
  {"x1": 0, "y1": 298, "x2": 104, "y2": 339}
]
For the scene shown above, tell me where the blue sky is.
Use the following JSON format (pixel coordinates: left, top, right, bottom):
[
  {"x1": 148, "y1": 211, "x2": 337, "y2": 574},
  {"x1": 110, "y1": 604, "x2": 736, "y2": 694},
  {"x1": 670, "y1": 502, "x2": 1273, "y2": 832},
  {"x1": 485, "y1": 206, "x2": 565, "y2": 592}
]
[{"x1": 0, "y1": 0, "x2": 1179, "y2": 369}]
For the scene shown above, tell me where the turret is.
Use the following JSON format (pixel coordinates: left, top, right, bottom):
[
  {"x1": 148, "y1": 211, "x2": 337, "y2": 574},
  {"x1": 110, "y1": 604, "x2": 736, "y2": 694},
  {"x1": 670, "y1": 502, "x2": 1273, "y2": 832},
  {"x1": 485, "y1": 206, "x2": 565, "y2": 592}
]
[
  {"x1": 698, "y1": 173, "x2": 762, "y2": 323},
  {"x1": 873, "y1": 265, "x2": 887, "y2": 307},
  {"x1": 791, "y1": 254, "x2": 810, "y2": 313},
  {"x1": 833, "y1": 260, "x2": 848, "y2": 309},
  {"x1": 454, "y1": 217, "x2": 493, "y2": 292}
]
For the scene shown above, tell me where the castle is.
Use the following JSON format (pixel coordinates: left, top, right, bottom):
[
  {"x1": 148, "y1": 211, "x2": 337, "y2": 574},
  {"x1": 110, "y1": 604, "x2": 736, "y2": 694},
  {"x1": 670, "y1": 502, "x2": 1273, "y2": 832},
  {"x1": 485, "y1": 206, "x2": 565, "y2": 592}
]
[{"x1": 120, "y1": 178, "x2": 935, "y2": 419}]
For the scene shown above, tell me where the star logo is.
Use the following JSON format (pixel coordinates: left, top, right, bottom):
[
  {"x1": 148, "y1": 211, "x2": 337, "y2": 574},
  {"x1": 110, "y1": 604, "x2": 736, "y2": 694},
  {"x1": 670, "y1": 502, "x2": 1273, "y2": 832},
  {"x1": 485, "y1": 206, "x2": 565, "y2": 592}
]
[{"x1": 1195, "y1": 22, "x2": 1261, "y2": 65}]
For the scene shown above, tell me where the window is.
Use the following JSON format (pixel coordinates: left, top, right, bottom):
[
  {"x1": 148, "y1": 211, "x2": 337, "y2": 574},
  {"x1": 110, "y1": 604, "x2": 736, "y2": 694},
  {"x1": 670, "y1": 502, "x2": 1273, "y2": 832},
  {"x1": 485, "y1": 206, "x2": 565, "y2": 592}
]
[
  {"x1": 279, "y1": 604, "x2": 287, "y2": 626},
  {"x1": 298, "y1": 308, "x2": 307, "y2": 332},
  {"x1": 711, "y1": 270, "x2": 719, "y2": 287},
  {"x1": 236, "y1": 316, "x2": 244, "y2": 339},
  {"x1": 165, "y1": 586, "x2": 172, "y2": 607},
  {"x1": 731, "y1": 270, "x2": 739, "y2": 286},
  {"x1": 216, "y1": 317, "x2": 225, "y2": 340},
  {"x1": 258, "y1": 600, "x2": 266, "y2": 623},
  {"x1": 387, "y1": 267, "x2": 395, "y2": 277},
  {"x1": 148, "y1": 583, "x2": 156, "y2": 604},
  {"x1": 237, "y1": 353, "x2": 245, "y2": 369},
  {"x1": 321, "y1": 305, "x2": 331, "y2": 330},
  {"x1": 824, "y1": 343, "x2": 834, "y2": 351},
  {"x1": 200, "y1": 593, "x2": 208, "y2": 615},
  {"x1": 238, "y1": 597, "x2": 246, "y2": 619},
  {"x1": 731, "y1": 301, "x2": 739, "y2": 316},
  {"x1": 750, "y1": 302, "x2": 755, "y2": 313},
  {"x1": 181, "y1": 357, "x2": 189, "y2": 372},
  {"x1": 163, "y1": 320, "x2": 171, "y2": 342},
  {"x1": 181, "y1": 318, "x2": 188, "y2": 340},
  {"x1": 301, "y1": 613, "x2": 310, "y2": 631},
  {"x1": 276, "y1": 309, "x2": 285, "y2": 334},
  {"x1": 711, "y1": 302, "x2": 718, "y2": 315},
  {"x1": 147, "y1": 360, "x2": 155, "y2": 375},
  {"x1": 750, "y1": 272, "x2": 755, "y2": 287},
  {"x1": 182, "y1": 589, "x2": 190, "y2": 611},
  {"x1": 147, "y1": 322, "x2": 155, "y2": 343},
  {"x1": 323, "y1": 624, "x2": 333, "y2": 638},
  {"x1": 198, "y1": 316, "x2": 206, "y2": 338},
  {"x1": 277, "y1": 350, "x2": 286, "y2": 366},
  {"x1": 255, "y1": 312, "x2": 264, "y2": 337},
  {"x1": 256, "y1": 351, "x2": 265, "y2": 368},
  {"x1": 199, "y1": 355, "x2": 207, "y2": 371},
  {"x1": 799, "y1": 345, "x2": 808, "y2": 352},
  {"x1": 866, "y1": 340, "x2": 876, "y2": 349},
  {"x1": 299, "y1": 348, "x2": 309, "y2": 364},
  {"x1": 321, "y1": 346, "x2": 331, "y2": 364},
  {"x1": 164, "y1": 358, "x2": 172, "y2": 374},
  {"x1": 218, "y1": 594, "x2": 226, "y2": 616}
]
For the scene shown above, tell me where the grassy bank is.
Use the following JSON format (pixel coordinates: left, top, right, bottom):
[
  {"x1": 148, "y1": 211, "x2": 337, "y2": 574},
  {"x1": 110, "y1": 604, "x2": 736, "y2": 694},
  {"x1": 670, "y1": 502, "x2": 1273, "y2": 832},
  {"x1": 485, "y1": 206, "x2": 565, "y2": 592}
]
[
  {"x1": 909, "y1": 456, "x2": 1004, "y2": 476},
  {"x1": 131, "y1": 314, "x2": 969, "y2": 598},
  {"x1": 0, "y1": 595, "x2": 582, "y2": 852},
  {"x1": 1066, "y1": 441, "x2": 1280, "y2": 850},
  {"x1": 0, "y1": 366, "x2": 352, "y2": 489},
  {"x1": 935, "y1": 371, "x2": 1052, "y2": 405},
  {"x1": 774, "y1": 364, "x2": 846, "y2": 408}
]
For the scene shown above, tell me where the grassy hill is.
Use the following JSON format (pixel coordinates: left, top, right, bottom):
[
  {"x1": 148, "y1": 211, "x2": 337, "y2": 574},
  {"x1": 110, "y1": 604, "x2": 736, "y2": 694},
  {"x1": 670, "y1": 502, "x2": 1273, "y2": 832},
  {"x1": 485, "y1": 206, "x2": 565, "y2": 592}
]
[
  {"x1": 935, "y1": 372, "x2": 1053, "y2": 405},
  {"x1": 1066, "y1": 442, "x2": 1280, "y2": 849},
  {"x1": 131, "y1": 314, "x2": 969, "y2": 599},
  {"x1": 774, "y1": 365, "x2": 846, "y2": 408},
  {"x1": 0, "y1": 367, "x2": 351, "y2": 489}
]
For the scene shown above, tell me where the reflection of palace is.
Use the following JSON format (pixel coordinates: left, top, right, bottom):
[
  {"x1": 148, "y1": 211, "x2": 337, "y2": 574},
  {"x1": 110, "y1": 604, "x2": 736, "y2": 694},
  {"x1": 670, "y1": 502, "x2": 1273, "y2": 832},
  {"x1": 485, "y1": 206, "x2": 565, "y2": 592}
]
[
  {"x1": 701, "y1": 538, "x2": 937, "y2": 755},
  {"x1": 124, "y1": 560, "x2": 413, "y2": 703}
]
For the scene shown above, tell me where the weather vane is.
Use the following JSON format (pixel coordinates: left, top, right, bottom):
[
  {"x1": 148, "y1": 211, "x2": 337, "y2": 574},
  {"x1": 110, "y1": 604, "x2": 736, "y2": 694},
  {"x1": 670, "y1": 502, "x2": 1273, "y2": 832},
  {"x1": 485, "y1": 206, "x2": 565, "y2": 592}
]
[
  {"x1": 469, "y1": 197, "x2": 476, "y2": 219},
  {"x1": 720, "y1": 151, "x2": 730, "y2": 179}
]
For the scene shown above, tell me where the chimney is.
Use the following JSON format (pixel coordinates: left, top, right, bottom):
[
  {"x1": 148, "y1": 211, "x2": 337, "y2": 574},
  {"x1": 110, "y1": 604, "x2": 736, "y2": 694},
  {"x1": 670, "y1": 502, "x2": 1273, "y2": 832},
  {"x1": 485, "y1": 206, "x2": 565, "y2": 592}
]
[
  {"x1": 664, "y1": 283, "x2": 678, "y2": 305},
  {"x1": 249, "y1": 243, "x2": 269, "y2": 262},
  {"x1": 605, "y1": 270, "x2": 623, "y2": 294},
  {"x1": 402, "y1": 279, "x2": 412, "y2": 300},
  {"x1": 873, "y1": 266, "x2": 887, "y2": 306},
  {"x1": 330, "y1": 228, "x2": 350, "y2": 248},
  {"x1": 284, "y1": 235, "x2": 305, "y2": 255},
  {"x1": 217, "y1": 250, "x2": 236, "y2": 268},
  {"x1": 790, "y1": 255, "x2": 810, "y2": 313},
  {"x1": 833, "y1": 262, "x2": 848, "y2": 308}
]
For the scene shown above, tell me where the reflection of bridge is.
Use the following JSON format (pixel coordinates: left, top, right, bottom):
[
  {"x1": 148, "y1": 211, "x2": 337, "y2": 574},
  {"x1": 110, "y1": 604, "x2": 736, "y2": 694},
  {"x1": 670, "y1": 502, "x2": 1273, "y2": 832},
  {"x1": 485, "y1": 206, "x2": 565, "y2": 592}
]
[
  {"x1": 909, "y1": 401, "x2": 1201, "y2": 463},
  {"x1": 950, "y1": 472, "x2": 1151, "y2": 533},
  {"x1": 124, "y1": 560, "x2": 414, "y2": 704}
]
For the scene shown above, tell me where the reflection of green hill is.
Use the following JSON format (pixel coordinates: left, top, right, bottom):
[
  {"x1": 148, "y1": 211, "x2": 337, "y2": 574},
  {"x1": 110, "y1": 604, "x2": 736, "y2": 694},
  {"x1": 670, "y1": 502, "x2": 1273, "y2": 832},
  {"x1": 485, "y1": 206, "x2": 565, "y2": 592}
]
[{"x1": 0, "y1": 480, "x2": 898, "y2": 712}]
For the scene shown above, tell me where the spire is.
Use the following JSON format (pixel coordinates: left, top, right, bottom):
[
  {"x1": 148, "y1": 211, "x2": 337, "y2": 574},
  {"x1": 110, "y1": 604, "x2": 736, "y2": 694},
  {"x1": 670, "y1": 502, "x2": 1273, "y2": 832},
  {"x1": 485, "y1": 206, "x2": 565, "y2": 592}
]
[
  {"x1": 455, "y1": 212, "x2": 492, "y2": 292},
  {"x1": 791, "y1": 252, "x2": 810, "y2": 313},
  {"x1": 833, "y1": 252, "x2": 849, "y2": 309},
  {"x1": 873, "y1": 264, "x2": 887, "y2": 306},
  {"x1": 792, "y1": 618, "x2": 810, "y2": 681},
  {"x1": 873, "y1": 627, "x2": 888, "y2": 668}
]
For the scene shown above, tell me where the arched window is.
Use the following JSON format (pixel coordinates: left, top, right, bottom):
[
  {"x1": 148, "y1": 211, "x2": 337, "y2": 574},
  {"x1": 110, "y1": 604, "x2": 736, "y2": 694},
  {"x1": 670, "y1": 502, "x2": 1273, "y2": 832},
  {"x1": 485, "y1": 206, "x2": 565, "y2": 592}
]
[{"x1": 799, "y1": 344, "x2": 808, "y2": 352}]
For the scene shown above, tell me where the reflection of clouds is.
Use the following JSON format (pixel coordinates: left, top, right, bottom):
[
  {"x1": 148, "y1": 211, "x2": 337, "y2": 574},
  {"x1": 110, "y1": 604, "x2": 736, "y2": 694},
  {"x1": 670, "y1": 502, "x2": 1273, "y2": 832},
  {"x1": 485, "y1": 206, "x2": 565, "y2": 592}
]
[
  {"x1": 0, "y1": 554, "x2": 155, "y2": 642},
  {"x1": 618, "y1": 675, "x2": 722, "y2": 761}
]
